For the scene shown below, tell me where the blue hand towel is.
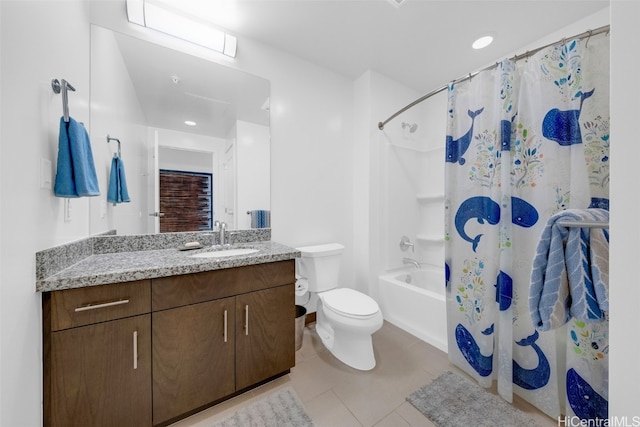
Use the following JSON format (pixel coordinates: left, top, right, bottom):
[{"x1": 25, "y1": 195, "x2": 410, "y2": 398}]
[
  {"x1": 530, "y1": 209, "x2": 609, "y2": 331},
  {"x1": 107, "y1": 155, "x2": 130, "y2": 204},
  {"x1": 249, "y1": 210, "x2": 270, "y2": 228},
  {"x1": 54, "y1": 117, "x2": 100, "y2": 197}
]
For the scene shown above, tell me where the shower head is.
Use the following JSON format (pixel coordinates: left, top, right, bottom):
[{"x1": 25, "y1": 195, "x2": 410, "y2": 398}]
[{"x1": 402, "y1": 122, "x2": 418, "y2": 133}]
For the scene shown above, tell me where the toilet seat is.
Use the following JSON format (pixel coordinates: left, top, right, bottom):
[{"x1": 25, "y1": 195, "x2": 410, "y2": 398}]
[{"x1": 321, "y1": 288, "x2": 379, "y2": 319}]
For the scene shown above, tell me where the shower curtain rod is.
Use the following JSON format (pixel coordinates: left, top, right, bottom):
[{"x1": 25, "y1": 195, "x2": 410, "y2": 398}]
[{"x1": 377, "y1": 24, "x2": 610, "y2": 131}]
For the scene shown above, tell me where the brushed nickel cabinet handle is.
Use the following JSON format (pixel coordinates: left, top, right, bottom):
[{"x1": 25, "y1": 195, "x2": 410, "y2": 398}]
[
  {"x1": 245, "y1": 304, "x2": 249, "y2": 336},
  {"x1": 223, "y1": 310, "x2": 228, "y2": 343},
  {"x1": 133, "y1": 330, "x2": 138, "y2": 370},
  {"x1": 74, "y1": 299, "x2": 130, "y2": 312}
]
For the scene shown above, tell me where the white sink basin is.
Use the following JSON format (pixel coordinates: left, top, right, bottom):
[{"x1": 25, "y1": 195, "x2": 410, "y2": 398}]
[{"x1": 189, "y1": 248, "x2": 259, "y2": 259}]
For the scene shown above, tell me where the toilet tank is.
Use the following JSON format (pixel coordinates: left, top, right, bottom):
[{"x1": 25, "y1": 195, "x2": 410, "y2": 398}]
[{"x1": 296, "y1": 243, "x2": 344, "y2": 293}]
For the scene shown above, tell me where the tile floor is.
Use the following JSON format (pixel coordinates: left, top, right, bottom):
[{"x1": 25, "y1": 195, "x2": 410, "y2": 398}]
[{"x1": 170, "y1": 321, "x2": 557, "y2": 426}]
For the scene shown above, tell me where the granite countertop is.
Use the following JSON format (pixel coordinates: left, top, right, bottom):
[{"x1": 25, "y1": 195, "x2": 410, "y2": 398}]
[{"x1": 37, "y1": 241, "x2": 300, "y2": 292}]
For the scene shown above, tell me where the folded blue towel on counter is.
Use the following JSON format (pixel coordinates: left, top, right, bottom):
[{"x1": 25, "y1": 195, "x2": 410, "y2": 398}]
[
  {"x1": 107, "y1": 155, "x2": 130, "y2": 204},
  {"x1": 54, "y1": 117, "x2": 100, "y2": 197},
  {"x1": 529, "y1": 209, "x2": 609, "y2": 331},
  {"x1": 249, "y1": 210, "x2": 270, "y2": 228}
]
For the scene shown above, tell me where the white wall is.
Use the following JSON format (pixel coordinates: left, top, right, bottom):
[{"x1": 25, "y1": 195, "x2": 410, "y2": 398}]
[
  {"x1": 158, "y1": 147, "x2": 214, "y2": 174},
  {"x1": 0, "y1": 2, "x2": 92, "y2": 426},
  {"x1": 236, "y1": 120, "x2": 270, "y2": 229},
  {"x1": 609, "y1": 0, "x2": 639, "y2": 417}
]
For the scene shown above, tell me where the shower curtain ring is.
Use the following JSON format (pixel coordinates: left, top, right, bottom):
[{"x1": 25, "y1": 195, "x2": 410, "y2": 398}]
[{"x1": 586, "y1": 29, "x2": 593, "y2": 47}]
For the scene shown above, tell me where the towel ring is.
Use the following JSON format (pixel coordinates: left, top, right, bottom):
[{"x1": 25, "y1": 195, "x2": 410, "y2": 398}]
[{"x1": 107, "y1": 135, "x2": 121, "y2": 158}]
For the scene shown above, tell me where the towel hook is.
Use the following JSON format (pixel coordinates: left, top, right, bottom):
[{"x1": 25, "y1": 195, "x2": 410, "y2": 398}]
[
  {"x1": 51, "y1": 79, "x2": 76, "y2": 122},
  {"x1": 107, "y1": 134, "x2": 121, "y2": 158}
]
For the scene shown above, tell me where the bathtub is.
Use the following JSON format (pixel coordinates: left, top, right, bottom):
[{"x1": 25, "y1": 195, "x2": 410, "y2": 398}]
[{"x1": 378, "y1": 265, "x2": 447, "y2": 352}]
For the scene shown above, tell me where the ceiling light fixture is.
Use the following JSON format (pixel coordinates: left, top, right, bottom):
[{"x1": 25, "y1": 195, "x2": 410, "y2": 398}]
[
  {"x1": 386, "y1": 0, "x2": 407, "y2": 8},
  {"x1": 184, "y1": 120, "x2": 197, "y2": 126},
  {"x1": 125, "y1": 0, "x2": 237, "y2": 58},
  {"x1": 472, "y1": 35, "x2": 494, "y2": 50}
]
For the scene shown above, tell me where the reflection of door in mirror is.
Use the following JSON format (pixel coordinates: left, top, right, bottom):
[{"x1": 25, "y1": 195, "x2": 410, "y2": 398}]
[{"x1": 155, "y1": 131, "x2": 221, "y2": 232}]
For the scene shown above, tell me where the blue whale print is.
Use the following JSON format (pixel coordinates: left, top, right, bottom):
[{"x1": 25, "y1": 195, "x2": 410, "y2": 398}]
[
  {"x1": 589, "y1": 197, "x2": 609, "y2": 211},
  {"x1": 455, "y1": 323, "x2": 493, "y2": 377},
  {"x1": 455, "y1": 196, "x2": 538, "y2": 252},
  {"x1": 542, "y1": 89, "x2": 595, "y2": 146},
  {"x1": 511, "y1": 197, "x2": 539, "y2": 228},
  {"x1": 501, "y1": 119, "x2": 512, "y2": 151},
  {"x1": 566, "y1": 368, "x2": 608, "y2": 420},
  {"x1": 495, "y1": 271, "x2": 513, "y2": 311},
  {"x1": 513, "y1": 331, "x2": 550, "y2": 390},
  {"x1": 445, "y1": 262, "x2": 451, "y2": 289},
  {"x1": 455, "y1": 196, "x2": 501, "y2": 252},
  {"x1": 446, "y1": 108, "x2": 484, "y2": 165}
]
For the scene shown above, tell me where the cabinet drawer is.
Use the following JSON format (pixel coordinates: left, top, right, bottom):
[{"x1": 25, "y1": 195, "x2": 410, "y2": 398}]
[
  {"x1": 49, "y1": 280, "x2": 151, "y2": 331},
  {"x1": 152, "y1": 260, "x2": 295, "y2": 311}
]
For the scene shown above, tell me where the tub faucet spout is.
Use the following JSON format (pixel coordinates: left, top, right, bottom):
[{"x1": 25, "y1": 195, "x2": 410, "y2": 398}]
[{"x1": 402, "y1": 257, "x2": 420, "y2": 268}]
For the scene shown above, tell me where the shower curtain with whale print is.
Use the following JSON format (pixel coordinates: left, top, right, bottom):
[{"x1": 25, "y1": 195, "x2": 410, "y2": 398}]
[{"x1": 444, "y1": 35, "x2": 609, "y2": 420}]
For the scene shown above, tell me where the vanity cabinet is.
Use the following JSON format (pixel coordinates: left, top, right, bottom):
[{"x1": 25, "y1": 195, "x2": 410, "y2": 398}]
[
  {"x1": 43, "y1": 280, "x2": 152, "y2": 427},
  {"x1": 235, "y1": 285, "x2": 295, "y2": 390},
  {"x1": 152, "y1": 297, "x2": 236, "y2": 425},
  {"x1": 151, "y1": 260, "x2": 295, "y2": 425},
  {"x1": 43, "y1": 260, "x2": 295, "y2": 427}
]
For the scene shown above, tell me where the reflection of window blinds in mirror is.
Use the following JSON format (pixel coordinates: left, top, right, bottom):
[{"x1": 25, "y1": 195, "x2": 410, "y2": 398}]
[{"x1": 159, "y1": 170, "x2": 213, "y2": 233}]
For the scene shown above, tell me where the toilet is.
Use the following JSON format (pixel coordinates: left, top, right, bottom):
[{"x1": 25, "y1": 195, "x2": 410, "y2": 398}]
[{"x1": 296, "y1": 243, "x2": 383, "y2": 370}]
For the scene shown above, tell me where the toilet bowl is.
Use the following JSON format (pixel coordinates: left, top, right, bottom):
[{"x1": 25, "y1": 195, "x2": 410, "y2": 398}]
[{"x1": 296, "y1": 243, "x2": 383, "y2": 371}]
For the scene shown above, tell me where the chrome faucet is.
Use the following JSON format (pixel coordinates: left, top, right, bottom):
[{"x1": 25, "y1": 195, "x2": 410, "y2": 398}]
[
  {"x1": 219, "y1": 222, "x2": 228, "y2": 246},
  {"x1": 402, "y1": 257, "x2": 420, "y2": 268}
]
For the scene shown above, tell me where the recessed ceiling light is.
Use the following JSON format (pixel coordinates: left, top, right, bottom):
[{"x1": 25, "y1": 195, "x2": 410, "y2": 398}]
[
  {"x1": 184, "y1": 120, "x2": 197, "y2": 126},
  {"x1": 472, "y1": 35, "x2": 494, "y2": 50}
]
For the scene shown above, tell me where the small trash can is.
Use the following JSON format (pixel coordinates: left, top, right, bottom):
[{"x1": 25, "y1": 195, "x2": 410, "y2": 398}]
[{"x1": 295, "y1": 305, "x2": 307, "y2": 351}]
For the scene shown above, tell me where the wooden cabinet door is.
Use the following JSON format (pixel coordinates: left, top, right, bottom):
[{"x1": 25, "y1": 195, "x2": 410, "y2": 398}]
[
  {"x1": 49, "y1": 315, "x2": 151, "y2": 427},
  {"x1": 235, "y1": 284, "x2": 295, "y2": 390},
  {"x1": 152, "y1": 297, "x2": 235, "y2": 425}
]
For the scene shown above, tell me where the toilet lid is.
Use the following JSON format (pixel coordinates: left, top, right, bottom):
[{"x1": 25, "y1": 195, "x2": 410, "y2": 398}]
[{"x1": 322, "y1": 288, "x2": 379, "y2": 317}]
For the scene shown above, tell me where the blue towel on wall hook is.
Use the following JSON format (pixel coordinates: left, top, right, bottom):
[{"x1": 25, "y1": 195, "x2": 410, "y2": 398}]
[
  {"x1": 249, "y1": 210, "x2": 270, "y2": 228},
  {"x1": 54, "y1": 116, "x2": 100, "y2": 197},
  {"x1": 107, "y1": 155, "x2": 130, "y2": 205}
]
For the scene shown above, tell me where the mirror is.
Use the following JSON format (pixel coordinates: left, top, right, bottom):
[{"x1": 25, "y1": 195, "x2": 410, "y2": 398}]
[{"x1": 89, "y1": 25, "x2": 270, "y2": 236}]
